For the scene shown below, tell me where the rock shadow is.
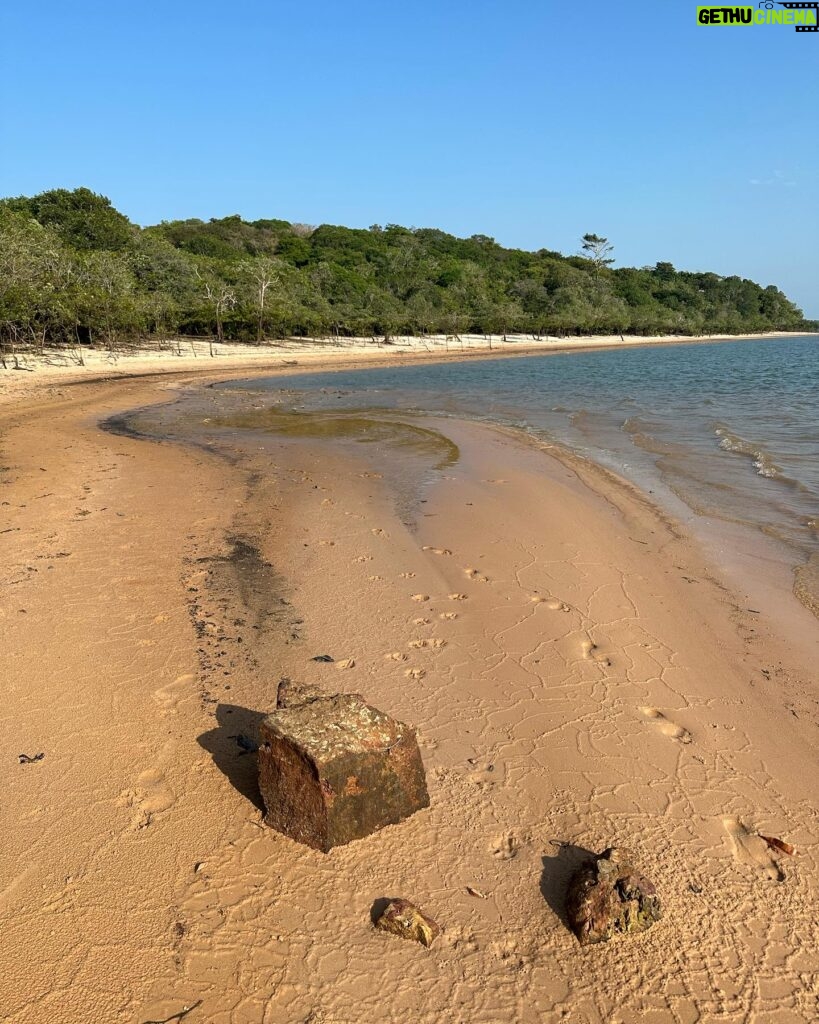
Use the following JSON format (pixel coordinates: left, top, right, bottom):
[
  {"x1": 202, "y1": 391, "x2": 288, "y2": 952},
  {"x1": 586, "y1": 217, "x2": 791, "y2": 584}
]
[
  {"x1": 197, "y1": 703, "x2": 267, "y2": 812},
  {"x1": 539, "y1": 840, "x2": 596, "y2": 930},
  {"x1": 369, "y1": 897, "x2": 394, "y2": 925}
]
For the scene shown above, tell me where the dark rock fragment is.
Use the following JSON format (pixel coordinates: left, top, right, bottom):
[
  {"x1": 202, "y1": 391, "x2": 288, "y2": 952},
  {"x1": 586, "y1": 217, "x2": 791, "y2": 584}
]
[
  {"x1": 18, "y1": 752, "x2": 45, "y2": 764},
  {"x1": 275, "y1": 677, "x2": 326, "y2": 709}
]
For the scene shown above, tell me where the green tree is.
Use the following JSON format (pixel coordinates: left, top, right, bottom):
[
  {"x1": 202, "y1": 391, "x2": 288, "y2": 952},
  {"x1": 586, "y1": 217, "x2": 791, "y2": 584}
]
[
  {"x1": 579, "y1": 233, "x2": 615, "y2": 274},
  {"x1": 2, "y1": 188, "x2": 134, "y2": 252},
  {"x1": 0, "y1": 187, "x2": 808, "y2": 350}
]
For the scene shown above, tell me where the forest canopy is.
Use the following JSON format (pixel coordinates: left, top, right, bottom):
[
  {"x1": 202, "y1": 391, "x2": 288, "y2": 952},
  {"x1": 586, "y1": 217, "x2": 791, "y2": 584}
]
[{"x1": 0, "y1": 187, "x2": 811, "y2": 352}]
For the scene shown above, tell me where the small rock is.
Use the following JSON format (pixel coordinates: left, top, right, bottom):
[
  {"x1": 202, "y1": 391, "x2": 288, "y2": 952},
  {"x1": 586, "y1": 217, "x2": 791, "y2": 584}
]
[
  {"x1": 374, "y1": 898, "x2": 440, "y2": 947},
  {"x1": 565, "y1": 847, "x2": 661, "y2": 945},
  {"x1": 276, "y1": 678, "x2": 325, "y2": 709},
  {"x1": 230, "y1": 733, "x2": 258, "y2": 754}
]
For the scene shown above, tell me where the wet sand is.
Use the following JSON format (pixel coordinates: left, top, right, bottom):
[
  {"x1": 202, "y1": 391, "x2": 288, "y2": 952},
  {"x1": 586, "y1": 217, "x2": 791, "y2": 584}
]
[{"x1": 1, "y1": 366, "x2": 817, "y2": 1023}]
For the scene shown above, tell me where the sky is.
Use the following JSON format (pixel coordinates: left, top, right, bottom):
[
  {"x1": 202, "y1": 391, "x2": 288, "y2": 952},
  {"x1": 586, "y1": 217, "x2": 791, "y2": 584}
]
[{"x1": 1, "y1": 0, "x2": 817, "y2": 315}]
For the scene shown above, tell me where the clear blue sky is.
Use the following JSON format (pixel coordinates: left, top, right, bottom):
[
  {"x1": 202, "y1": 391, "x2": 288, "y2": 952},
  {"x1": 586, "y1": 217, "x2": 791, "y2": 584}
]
[{"x1": 1, "y1": 0, "x2": 817, "y2": 315}]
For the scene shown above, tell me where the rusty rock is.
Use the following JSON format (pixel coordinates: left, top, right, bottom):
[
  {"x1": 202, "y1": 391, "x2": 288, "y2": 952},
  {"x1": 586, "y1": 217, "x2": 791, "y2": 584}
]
[
  {"x1": 258, "y1": 688, "x2": 429, "y2": 852},
  {"x1": 566, "y1": 847, "x2": 661, "y2": 945},
  {"x1": 374, "y1": 898, "x2": 440, "y2": 947}
]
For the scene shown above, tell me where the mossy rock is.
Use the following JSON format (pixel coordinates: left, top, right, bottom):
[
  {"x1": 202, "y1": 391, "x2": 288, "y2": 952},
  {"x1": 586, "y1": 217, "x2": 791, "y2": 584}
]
[{"x1": 566, "y1": 847, "x2": 661, "y2": 945}]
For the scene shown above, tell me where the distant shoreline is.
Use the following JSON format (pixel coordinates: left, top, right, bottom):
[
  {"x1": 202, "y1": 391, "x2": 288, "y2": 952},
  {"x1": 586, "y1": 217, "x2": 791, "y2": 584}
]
[{"x1": 0, "y1": 330, "x2": 813, "y2": 404}]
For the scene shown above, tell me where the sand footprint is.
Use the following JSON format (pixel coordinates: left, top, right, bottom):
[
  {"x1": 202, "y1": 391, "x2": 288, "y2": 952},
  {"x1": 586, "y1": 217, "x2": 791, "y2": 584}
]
[
  {"x1": 352, "y1": 555, "x2": 372, "y2": 564},
  {"x1": 640, "y1": 707, "x2": 692, "y2": 744},
  {"x1": 440, "y1": 611, "x2": 458, "y2": 620},
  {"x1": 466, "y1": 761, "x2": 497, "y2": 790},
  {"x1": 722, "y1": 816, "x2": 785, "y2": 881},
  {"x1": 408, "y1": 638, "x2": 447, "y2": 650},
  {"x1": 490, "y1": 834, "x2": 520, "y2": 861},
  {"x1": 121, "y1": 769, "x2": 175, "y2": 829},
  {"x1": 423, "y1": 546, "x2": 452, "y2": 556},
  {"x1": 384, "y1": 651, "x2": 408, "y2": 662},
  {"x1": 405, "y1": 667, "x2": 426, "y2": 681},
  {"x1": 153, "y1": 673, "x2": 195, "y2": 711},
  {"x1": 399, "y1": 572, "x2": 416, "y2": 579},
  {"x1": 411, "y1": 594, "x2": 430, "y2": 602},
  {"x1": 413, "y1": 617, "x2": 430, "y2": 626},
  {"x1": 449, "y1": 593, "x2": 468, "y2": 601},
  {"x1": 464, "y1": 567, "x2": 489, "y2": 582},
  {"x1": 371, "y1": 528, "x2": 389, "y2": 538},
  {"x1": 580, "y1": 639, "x2": 611, "y2": 667},
  {"x1": 531, "y1": 595, "x2": 571, "y2": 611}
]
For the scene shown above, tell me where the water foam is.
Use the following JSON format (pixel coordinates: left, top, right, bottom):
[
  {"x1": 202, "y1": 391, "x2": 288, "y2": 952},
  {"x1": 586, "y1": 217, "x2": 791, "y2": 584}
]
[{"x1": 715, "y1": 425, "x2": 781, "y2": 479}]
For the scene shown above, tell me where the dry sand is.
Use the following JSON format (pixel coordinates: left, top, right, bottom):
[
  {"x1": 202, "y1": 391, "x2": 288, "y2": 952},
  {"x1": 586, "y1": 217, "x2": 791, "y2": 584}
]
[{"x1": 1, "y1": 357, "x2": 817, "y2": 1024}]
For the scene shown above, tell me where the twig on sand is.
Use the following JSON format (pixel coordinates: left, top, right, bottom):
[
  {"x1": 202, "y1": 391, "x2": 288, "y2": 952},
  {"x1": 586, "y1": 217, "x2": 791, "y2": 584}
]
[{"x1": 142, "y1": 1000, "x2": 202, "y2": 1024}]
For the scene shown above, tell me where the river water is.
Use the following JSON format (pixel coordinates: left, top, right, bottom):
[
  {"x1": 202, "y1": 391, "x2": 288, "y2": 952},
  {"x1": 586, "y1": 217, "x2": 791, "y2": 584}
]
[{"x1": 219, "y1": 336, "x2": 819, "y2": 615}]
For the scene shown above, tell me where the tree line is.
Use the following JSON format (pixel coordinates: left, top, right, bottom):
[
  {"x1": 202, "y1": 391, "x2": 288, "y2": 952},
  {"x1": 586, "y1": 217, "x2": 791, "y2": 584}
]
[{"x1": 0, "y1": 187, "x2": 811, "y2": 358}]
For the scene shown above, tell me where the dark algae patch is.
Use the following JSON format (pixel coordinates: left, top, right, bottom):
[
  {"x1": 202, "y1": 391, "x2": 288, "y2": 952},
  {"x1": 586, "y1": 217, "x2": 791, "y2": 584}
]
[{"x1": 215, "y1": 407, "x2": 460, "y2": 471}]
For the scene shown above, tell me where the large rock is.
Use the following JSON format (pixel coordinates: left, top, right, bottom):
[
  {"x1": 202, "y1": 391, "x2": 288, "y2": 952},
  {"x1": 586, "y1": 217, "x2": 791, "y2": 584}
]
[
  {"x1": 258, "y1": 682, "x2": 429, "y2": 852},
  {"x1": 565, "y1": 847, "x2": 661, "y2": 945}
]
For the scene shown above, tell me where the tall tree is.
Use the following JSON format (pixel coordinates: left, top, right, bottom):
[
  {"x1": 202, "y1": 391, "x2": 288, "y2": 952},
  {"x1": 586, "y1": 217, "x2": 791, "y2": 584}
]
[
  {"x1": 242, "y1": 256, "x2": 281, "y2": 343},
  {"x1": 200, "y1": 275, "x2": 236, "y2": 350},
  {"x1": 579, "y1": 233, "x2": 615, "y2": 274}
]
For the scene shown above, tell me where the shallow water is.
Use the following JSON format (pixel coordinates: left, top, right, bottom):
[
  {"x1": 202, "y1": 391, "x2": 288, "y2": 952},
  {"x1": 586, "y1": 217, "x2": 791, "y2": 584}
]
[{"x1": 220, "y1": 336, "x2": 819, "y2": 612}]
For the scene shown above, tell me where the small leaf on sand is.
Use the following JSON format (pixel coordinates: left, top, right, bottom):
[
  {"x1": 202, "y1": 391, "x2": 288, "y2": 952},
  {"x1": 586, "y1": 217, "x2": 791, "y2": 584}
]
[{"x1": 759, "y1": 834, "x2": 794, "y2": 856}]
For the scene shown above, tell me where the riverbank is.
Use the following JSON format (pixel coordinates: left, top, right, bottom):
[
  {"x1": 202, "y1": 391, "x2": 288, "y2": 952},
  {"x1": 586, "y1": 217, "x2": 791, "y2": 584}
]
[
  {"x1": 1, "y1": 368, "x2": 817, "y2": 1023},
  {"x1": 0, "y1": 330, "x2": 811, "y2": 408}
]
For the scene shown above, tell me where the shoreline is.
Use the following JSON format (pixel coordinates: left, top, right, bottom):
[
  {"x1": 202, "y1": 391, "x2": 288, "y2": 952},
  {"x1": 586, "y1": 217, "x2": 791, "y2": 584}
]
[
  {"x1": 4, "y1": 341, "x2": 816, "y2": 631},
  {"x1": 0, "y1": 329, "x2": 813, "y2": 407},
  {"x1": 2, "y1": 356, "x2": 817, "y2": 1022},
  {"x1": 6, "y1": 336, "x2": 817, "y2": 632}
]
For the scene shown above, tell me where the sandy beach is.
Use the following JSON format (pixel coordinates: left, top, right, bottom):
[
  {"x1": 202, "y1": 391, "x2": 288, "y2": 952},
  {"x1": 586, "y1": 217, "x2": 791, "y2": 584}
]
[{"x1": 1, "y1": 354, "x2": 817, "y2": 1024}]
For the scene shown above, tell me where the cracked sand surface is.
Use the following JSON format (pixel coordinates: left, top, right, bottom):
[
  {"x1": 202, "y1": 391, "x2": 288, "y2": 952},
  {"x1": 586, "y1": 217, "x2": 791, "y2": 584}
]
[{"x1": 1, "y1": 378, "x2": 817, "y2": 1024}]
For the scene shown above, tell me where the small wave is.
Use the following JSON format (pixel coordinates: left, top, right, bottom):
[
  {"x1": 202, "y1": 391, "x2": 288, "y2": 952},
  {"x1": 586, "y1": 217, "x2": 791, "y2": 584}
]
[
  {"x1": 714, "y1": 425, "x2": 782, "y2": 479},
  {"x1": 794, "y1": 553, "x2": 819, "y2": 620},
  {"x1": 623, "y1": 417, "x2": 676, "y2": 457}
]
